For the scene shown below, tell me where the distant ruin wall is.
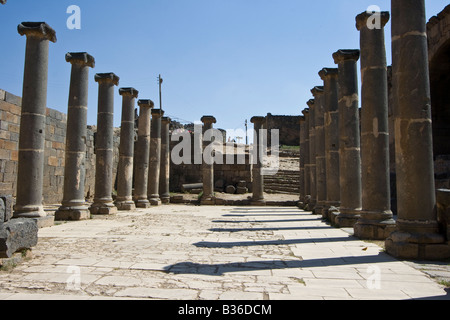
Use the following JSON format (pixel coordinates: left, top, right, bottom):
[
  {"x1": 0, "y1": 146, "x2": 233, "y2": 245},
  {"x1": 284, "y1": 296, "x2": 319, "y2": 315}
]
[{"x1": 265, "y1": 113, "x2": 300, "y2": 147}]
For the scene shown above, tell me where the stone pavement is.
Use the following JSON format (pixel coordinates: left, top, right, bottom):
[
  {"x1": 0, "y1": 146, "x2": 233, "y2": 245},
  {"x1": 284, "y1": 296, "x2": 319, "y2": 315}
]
[{"x1": 0, "y1": 204, "x2": 449, "y2": 300}]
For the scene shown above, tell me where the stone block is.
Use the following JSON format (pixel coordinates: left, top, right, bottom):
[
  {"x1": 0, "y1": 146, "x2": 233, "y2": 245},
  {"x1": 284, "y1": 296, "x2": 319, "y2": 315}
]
[
  {"x1": 236, "y1": 186, "x2": 248, "y2": 194},
  {"x1": 225, "y1": 185, "x2": 236, "y2": 194},
  {"x1": 437, "y1": 189, "x2": 450, "y2": 241},
  {"x1": 0, "y1": 218, "x2": 38, "y2": 258},
  {"x1": 0, "y1": 195, "x2": 13, "y2": 223}
]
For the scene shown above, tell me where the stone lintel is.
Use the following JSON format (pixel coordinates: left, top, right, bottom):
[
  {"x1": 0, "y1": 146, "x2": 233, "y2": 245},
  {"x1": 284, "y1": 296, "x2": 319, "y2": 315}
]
[
  {"x1": 138, "y1": 99, "x2": 155, "y2": 109},
  {"x1": 201, "y1": 116, "x2": 217, "y2": 124},
  {"x1": 251, "y1": 116, "x2": 266, "y2": 124},
  {"x1": 319, "y1": 68, "x2": 339, "y2": 80},
  {"x1": 356, "y1": 11, "x2": 390, "y2": 31},
  {"x1": 311, "y1": 86, "x2": 324, "y2": 97},
  {"x1": 119, "y1": 87, "x2": 139, "y2": 98},
  {"x1": 18, "y1": 22, "x2": 57, "y2": 43},
  {"x1": 65, "y1": 52, "x2": 95, "y2": 68},
  {"x1": 95, "y1": 73, "x2": 119, "y2": 86},
  {"x1": 333, "y1": 49, "x2": 360, "y2": 64}
]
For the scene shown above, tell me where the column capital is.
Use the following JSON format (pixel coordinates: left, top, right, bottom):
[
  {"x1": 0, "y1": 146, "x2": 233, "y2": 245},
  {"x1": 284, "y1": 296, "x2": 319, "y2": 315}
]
[
  {"x1": 306, "y1": 99, "x2": 315, "y2": 107},
  {"x1": 151, "y1": 108, "x2": 164, "y2": 118},
  {"x1": 319, "y1": 68, "x2": 339, "y2": 80},
  {"x1": 201, "y1": 116, "x2": 217, "y2": 124},
  {"x1": 18, "y1": 22, "x2": 57, "y2": 43},
  {"x1": 302, "y1": 108, "x2": 310, "y2": 116},
  {"x1": 65, "y1": 52, "x2": 95, "y2": 68},
  {"x1": 95, "y1": 73, "x2": 119, "y2": 86},
  {"x1": 356, "y1": 11, "x2": 390, "y2": 31},
  {"x1": 250, "y1": 116, "x2": 266, "y2": 124},
  {"x1": 311, "y1": 86, "x2": 324, "y2": 97},
  {"x1": 119, "y1": 87, "x2": 139, "y2": 98},
  {"x1": 161, "y1": 117, "x2": 172, "y2": 124},
  {"x1": 138, "y1": 99, "x2": 154, "y2": 109},
  {"x1": 333, "y1": 49, "x2": 360, "y2": 64}
]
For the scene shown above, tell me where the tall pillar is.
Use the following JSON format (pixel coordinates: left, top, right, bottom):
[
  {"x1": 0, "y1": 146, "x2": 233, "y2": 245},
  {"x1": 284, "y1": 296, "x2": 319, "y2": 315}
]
[
  {"x1": 319, "y1": 68, "x2": 341, "y2": 220},
  {"x1": 55, "y1": 52, "x2": 94, "y2": 221},
  {"x1": 251, "y1": 116, "x2": 266, "y2": 206},
  {"x1": 333, "y1": 49, "x2": 362, "y2": 227},
  {"x1": 302, "y1": 109, "x2": 311, "y2": 209},
  {"x1": 14, "y1": 22, "x2": 57, "y2": 222},
  {"x1": 311, "y1": 86, "x2": 326, "y2": 215},
  {"x1": 386, "y1": 0, "x2": 450, "y2": 259},
  {"x1": 148, "y1": 109, "x2": 164, "y2": 206},
  {"x1": 89, "y1": 72, "x2": 119, "y2": 215},
  {"x1": 307, "y1": 99, "x2": 317, "y2": 211},
  {"x1": 133, "y1": 99, "x2": 154, "y2": 208},
  {"x1": 201, "y1": 116, "x2": 217, "y2": 205},
  {"x1": 354, "y1": 11, "x2": 396, "y2": 240},
  {"x1": 159, "y1": 117, "x2": 171, "y2": 204},
  {"x1": 298, "y1": 115, "x2": 306, "y2": 206},
  {"x1": 115, "y1": 87, "x2": 139, "y2": 211}
]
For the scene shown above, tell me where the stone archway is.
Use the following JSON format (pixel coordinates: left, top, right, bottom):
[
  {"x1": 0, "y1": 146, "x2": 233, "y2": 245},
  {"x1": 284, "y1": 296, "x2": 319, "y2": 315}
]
[{"x1": 428, "y1": 5, "x2": 450, "y2": 158}]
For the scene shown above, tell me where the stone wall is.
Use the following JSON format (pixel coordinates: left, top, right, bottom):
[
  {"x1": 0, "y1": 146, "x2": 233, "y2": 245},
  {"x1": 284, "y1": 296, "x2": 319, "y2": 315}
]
[
  {"x1": 265, "y1": 113, "x2": 300, "y2": 147},
  {"x1": 0, "y1": 89, "x2": 121, "y2": 205}
]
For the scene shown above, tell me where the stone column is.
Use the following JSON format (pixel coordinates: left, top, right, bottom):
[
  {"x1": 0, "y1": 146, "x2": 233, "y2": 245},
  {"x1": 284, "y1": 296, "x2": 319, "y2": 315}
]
[
  {"x1": 251, "y1": 116, "x2": 266, "y2": 206},
  {"x1": 14, "y1": 22, "x2": 56, "y2": 223},
  {"x1": 354, "y1": 11, "x2": 396, "y2": 240},
  {"x1": 333, "y1": 49, "x2": 362, "y2": 227},
  {"x1": 302, "y1": 109, "x2": 311, "y2": 209},
  {"x1": 200, "y1": 116, "x2": 217, "y2": 205},
  {"x1": 311, "y1": 86, "x2": 326, "y2": 215},
  {"x1": 159, "y1": 117, "x2": 171, "y2": 204},
  {"x1": 55, "y1": 52, "x2": 95, "y2": 221},
  {"x1": 298, "y1": 115, "x2": 306, "y2": 206},
  {"x1": 319, "y1": 68, "x2": 341, "y2": 220},
  {"x1": 133, "y1": 100, "x2": 154, "y2": 208},
  {"x1": 386, "y1": 0, "x2": 450, "y2": 259},
  {"x1": 89, "y1": 73, "x2": 119, "y2": 215},
  {"x1": 148, "y1": 109, "x2": 164, "y2": 206},
  {"x1": 115, "y1": 87, "x2": 139, "y2": 211},
  {"x1": 307, "y1": 99, "x2": 317, "y2": 211}
]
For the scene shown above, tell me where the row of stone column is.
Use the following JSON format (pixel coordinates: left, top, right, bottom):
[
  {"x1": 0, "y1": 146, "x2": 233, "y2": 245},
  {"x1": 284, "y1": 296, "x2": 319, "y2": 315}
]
[
  {"x1": 12, "y1": 21, "x2": 172, "y2": 224},
  {"x1": 298, "y1": 3, "x2": 450, "y2": 260}
]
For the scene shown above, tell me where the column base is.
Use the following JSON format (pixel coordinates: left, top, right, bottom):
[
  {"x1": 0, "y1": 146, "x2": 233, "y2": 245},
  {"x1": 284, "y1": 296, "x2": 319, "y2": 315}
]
[
  {"x1": 314, "y1": 204, "x2": 325, "y2": 216},
  {"x1": 335, "y1": 209, "x2": 361, "y2": 228},
  {"x1": 251, "y1": 199, "x2": 266, "y2": 206},
  {"x1": 55, "y1": 206, "x2": 90, "y2": 221},
  {"x1": 354, "y1": 219, "x2": 396, "y2": 240},
  {"x1": 161, "y1": 197, "x2": 170, "y2": 204},
  {"x1": 135, "y1": 199, "x2": 151, "y2": 208},
  {"x1": 149, "y1": 198, "x2": 162, "y2": 206},
  {"x1": 200, "y1": 197, "x2": 215, "y2": 206},
  {"x1": 89, "y1": 202, "x2": 118, "y2": 215},
  {"x1": 115, "y1": 200, "x2": 136, "y2": 211},
  {"x1": 13, "y1": 204, "x2": 46, "y2": 219},
  {"x1": 386, "y1": 230, "x2": 450, "y2": 260}
]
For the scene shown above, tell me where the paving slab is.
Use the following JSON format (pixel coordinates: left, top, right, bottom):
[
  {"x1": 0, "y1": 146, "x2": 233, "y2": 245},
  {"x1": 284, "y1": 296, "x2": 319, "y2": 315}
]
[{"x1": 0, "y1": 205, "x2": 448, "y2": 300}]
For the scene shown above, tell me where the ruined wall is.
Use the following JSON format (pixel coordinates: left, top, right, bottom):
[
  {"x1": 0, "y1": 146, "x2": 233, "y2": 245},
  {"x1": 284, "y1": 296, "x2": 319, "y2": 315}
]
[
  {"x1": 0, "y1": 89, "x2": 121, "y2": 205},
  {"x1": 265, "y1": 113, "x2": 300, "y2": 147}
]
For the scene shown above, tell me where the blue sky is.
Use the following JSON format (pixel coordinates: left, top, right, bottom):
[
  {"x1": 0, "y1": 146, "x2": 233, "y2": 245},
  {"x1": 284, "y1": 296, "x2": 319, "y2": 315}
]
[{"x1": 0, "y1": 0, "x2": 448, "y2": 135}]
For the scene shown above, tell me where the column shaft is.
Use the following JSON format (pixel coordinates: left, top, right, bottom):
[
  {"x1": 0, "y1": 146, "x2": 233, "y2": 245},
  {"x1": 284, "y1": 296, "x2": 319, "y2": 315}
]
[
  {"x1": 115, "y1": 88, "x2": 138, "y2": 210},
  {"x1": 134, "y1": 100, "x2": 153, "y2": 208},
  {"x1": 148, "y1": 109, "x2": 164, "y2": 206},
  {"x1": 159, "y1": 117, "x2": 171, "y2": 204},
  {"x1": 89, "y1": 73, "x2": 119, "y2": 215},
  {"x1": 386, "y1": 0, "x2": 450, "y2": 259},
  {"x1": 299, "y1": 116, "x2": 306, "y2": 205},
  {"x1": 302, "y1": 109, "x2": 311, "y2": 209},
  {"x1": 320, "y1": 68, "x2": 341, "y2": 220},
  {"x1": 251, "y1": 116, "x2": 266, "y2": 205},
  {"x1": 14, "y1": 22, "x2": 56, "y2": 222},
  {"x1": 307, "y1": 99, "x2": 317, "y2": 210},
  {"x1": 200, "y1": 116, "x2": 217, "y2": 205},
  {"x1": 56, "y1": 52, "x2": 94, "y2": 221},
  {"x1": 312, "y1": 87, "x2": 326, "y2": 215},
  {"x1": 354, "y1": 11, "x2": 396, "y2": 240},
  {"x1": 333, "y1": 49, "x2": 362, "y2": 227}
]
